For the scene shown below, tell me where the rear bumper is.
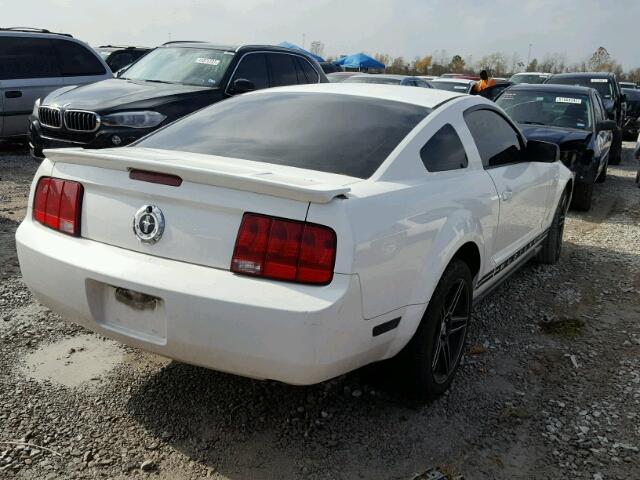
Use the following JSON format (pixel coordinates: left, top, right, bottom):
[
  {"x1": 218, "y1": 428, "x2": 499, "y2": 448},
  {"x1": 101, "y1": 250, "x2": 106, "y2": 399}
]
[{"x1": 16, "y1": 219, "x2": 385, "y2": 385}]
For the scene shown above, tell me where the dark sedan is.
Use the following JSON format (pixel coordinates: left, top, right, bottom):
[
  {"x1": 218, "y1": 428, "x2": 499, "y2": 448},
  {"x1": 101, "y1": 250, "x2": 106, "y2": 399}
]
[{"x1": 497, "y1": 84, "x2": 616, "y2": 211}]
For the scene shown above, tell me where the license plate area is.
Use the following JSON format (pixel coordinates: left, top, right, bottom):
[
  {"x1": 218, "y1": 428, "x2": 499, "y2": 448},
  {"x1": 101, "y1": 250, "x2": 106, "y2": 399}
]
[{"x1": 86, "y1": 280, "x2": 167, "y2": 345}]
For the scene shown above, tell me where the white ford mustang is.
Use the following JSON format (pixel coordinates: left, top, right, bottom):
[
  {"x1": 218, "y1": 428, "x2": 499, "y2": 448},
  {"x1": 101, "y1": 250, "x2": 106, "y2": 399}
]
[{"x1": 16, "y1": 84, "x2": 573, "y2": 399}]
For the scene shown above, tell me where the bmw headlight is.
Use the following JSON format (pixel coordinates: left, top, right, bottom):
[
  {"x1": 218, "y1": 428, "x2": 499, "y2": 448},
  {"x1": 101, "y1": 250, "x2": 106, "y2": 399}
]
[
  {"x1": 101, "y1": 111, "x2": 166, "y2": 128},
  {"x1": 32, "y1": 98, "x2": 41, "y2": 118}
]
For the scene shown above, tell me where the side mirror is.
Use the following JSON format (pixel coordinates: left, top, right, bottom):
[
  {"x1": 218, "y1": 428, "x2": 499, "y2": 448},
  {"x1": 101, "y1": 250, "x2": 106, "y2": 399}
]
[
  {"x1": 230, "y1": 78, "x2": 256, "y2": 94},
  {"x1": 525, "y1": 139, "x2": 559, "y2": 163},
  {"x1": 596, "y1": 119, "x2": 617, "y2": 132}
]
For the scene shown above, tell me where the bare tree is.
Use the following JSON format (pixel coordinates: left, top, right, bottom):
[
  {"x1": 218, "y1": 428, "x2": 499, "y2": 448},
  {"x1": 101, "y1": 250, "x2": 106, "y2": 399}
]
[{"x1": 309, "y1": 41, "x2": 325, "y2": 58}]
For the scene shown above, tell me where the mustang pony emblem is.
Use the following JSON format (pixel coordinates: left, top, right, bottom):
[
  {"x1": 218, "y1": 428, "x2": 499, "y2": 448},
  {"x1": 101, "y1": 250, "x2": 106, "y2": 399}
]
[{"x1": 133, "y1": 205, "x2": 165, "y2": 244}]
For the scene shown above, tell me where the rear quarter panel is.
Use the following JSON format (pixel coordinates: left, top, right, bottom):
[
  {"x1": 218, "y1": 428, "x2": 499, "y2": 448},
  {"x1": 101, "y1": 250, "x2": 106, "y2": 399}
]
[{"x1": 307, "y1": 96, "x2": 500, "y2": 356}]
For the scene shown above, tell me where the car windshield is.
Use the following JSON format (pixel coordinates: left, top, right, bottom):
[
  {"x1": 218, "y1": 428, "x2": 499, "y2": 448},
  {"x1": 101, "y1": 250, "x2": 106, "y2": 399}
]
[
  {"x1": 343, "y1": 76, "x2": 402, "y2": 85},
  {"x1": 497, "y1": 90, "x2": 592, "y2": 131},
  {"x1": 510, "y1": 74, "x2": 549, "y2": 85},
  {"x1": 549, "y1": 77, "x2": 613, "y2": 99},
  {"x1": 137, "y1": 92, "x2": 430, "y2": 178},
  {"x1": 121, "y1": 47, "x2": 233, "y2": 87},
  {"x1": 431, "y1": 81, "x2": 471, "y2": 92}
]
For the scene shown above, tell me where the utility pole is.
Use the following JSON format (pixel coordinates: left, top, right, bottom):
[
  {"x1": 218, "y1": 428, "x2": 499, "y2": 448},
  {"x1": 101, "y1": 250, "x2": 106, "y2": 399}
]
[{"x1": 527, "y1": 43, "x2": 532, "y2": 67}]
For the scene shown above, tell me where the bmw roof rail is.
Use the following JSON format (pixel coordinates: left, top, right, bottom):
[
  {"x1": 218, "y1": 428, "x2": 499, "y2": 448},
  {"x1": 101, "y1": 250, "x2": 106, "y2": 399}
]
[
  {"x1": 0, "y1": 27, "x2": 73, "y2": 37},
  {"x1": 161, "y1": 40, "x2": 207, "y2": 45},
  {"x1": 98, "y1": 45, "x2": 147, "y2": 49}
]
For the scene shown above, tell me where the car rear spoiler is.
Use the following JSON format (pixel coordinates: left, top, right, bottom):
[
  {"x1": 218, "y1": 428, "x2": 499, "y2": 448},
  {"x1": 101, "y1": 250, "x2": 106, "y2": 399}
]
[{"x1": 44, "y1": 148, "x2": 353, "y2": 204}]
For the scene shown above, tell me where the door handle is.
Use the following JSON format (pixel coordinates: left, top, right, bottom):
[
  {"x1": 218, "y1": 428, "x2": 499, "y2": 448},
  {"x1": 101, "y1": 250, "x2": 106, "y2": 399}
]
[
  {"x1": 5, "y1": 90, "x2": 22, "y2": 98},
  {"x1": 501, "y1": 189, "x2": 513, "y2": 201}
]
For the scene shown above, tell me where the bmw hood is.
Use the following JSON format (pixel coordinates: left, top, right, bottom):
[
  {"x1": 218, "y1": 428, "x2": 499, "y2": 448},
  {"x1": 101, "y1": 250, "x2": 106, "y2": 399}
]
[
  {"x1": 519, "y1": 125, "x2": 591, "y2": 147},
  {"x1": 42, "y1": 78, "x2": 217, "y2": 112}
]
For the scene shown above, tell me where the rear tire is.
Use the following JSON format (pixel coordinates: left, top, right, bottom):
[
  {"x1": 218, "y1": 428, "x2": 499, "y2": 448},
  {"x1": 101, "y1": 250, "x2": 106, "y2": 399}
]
[
  {"x1": 537, "y1": 191, "x2": 568, "y2": 264},
  {"x1": 608, "y1": 128, "x2": 623, "y2": 165},
  {"x1": 571, "y1": 182, "x2": 593, "y2": 211},
  {"x1": 396, "y1": 259, "x2": 472, "y2": 401}
]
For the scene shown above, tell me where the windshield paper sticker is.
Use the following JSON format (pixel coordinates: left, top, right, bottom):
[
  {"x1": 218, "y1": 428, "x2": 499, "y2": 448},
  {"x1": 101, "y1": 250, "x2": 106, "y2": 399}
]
[
  {"x1": 196, "y1": 58, "x2": 221, "y2": 66},
  {"x1": 556, "y1": 97, "x2": 582, "y2": 104},
  {"x1": 590, "y1": 79, "x2": 608, "y2": 83}
]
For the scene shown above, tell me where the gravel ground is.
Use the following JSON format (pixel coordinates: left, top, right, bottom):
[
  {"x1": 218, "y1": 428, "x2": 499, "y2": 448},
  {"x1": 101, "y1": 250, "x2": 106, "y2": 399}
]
[{"x1": 0, "y1": 141, "x2": 639, "y2": 480}]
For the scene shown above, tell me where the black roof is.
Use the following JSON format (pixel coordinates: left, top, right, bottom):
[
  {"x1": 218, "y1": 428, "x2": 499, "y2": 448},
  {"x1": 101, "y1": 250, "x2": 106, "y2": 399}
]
[
  {"x1": 509, "y1": 83, "x2": 594, "y2": 95},
  {"x1": 0, "y1": 27, "x2": 72, "y2": 37},
  {"x1": 548, "y1": 72, "x2": 615, "y2": 79},
  {"x1": 98, "y1": 45, "x2": 150, "y2": 50},
  {"x1": 158, "y1": 42, "x2": 320, "y2": 59}
]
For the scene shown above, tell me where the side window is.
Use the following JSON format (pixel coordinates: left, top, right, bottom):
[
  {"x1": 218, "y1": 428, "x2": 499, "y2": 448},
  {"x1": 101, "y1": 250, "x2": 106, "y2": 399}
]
[
  {"x1": 295, "y1": 57, "x2": 319, "y2": 83},
  {"x1": 52, "y1": 40, "x2": 106, "y2": 76},
  {"x1": 109, "y1": 52, "x2": 134, "y2": 72},
  {"x1": 268, "y1": 53, "x2": 298, "y2": 87},
  {"x1": 464, "y1": 109, "x2": 523, "y2": 168},
  {"x1": 420, "y1": 124, "x2": 468, "y2": 172},
  {"x1": 0, "y1": 36, "x2": 59, "y2": 80},
  {"x1": 232, "y1": 53, "x2": 269, "y2": 89}
]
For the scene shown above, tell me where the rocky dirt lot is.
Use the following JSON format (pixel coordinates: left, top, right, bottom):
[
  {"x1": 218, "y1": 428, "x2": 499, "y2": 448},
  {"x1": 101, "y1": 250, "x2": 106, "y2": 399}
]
[{"x1": 0, "y1": 142, "x2": 639, "y2": 480}]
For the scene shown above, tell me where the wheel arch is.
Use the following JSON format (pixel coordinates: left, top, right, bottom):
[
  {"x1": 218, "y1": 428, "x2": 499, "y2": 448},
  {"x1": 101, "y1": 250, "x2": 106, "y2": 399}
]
[{"x1": 383, "y1": 229, "x2": 485, "y2": 360}]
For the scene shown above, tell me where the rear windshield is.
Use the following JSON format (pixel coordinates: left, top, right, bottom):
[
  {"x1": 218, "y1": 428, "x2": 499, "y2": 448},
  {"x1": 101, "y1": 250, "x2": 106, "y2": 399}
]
[
  {"x1": 497, "y1": 90, "x2": 592, "y2": 131},
  {"x1": 431, "y1": 81, "x2": 471, "y2": 92},
  {"x1": 510, "y1": 74, "x2": 549, "y2": 85},
  {"x1": 138, "y1": 92, "x2": 430, "y2": 178},
  {"x1": 549, "y1": 76, "x2": 613, "y2": 99},
  {"x1": 343, "y1": 76, "x2": 402, "y2": 85}
]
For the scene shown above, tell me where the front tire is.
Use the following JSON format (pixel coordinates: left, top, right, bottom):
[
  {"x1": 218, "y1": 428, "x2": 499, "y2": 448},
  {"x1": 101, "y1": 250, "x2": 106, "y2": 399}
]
[
  {"x1": 397, "y1": 259, "x2": 472, "y2": 400},
  {"x1": 537, "y1": 191, "x2": 568, "y2": 264},
  {"x1": 596, "y1": 161, "x2": 607, "y2": 183},
  {"x1": 571, "y1": 182, "x2": 594, "y2": 211}
]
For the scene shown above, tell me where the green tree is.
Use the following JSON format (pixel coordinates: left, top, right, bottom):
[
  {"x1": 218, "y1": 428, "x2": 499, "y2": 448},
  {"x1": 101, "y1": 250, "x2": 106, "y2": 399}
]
[{"x1": 449, "y1": 55, "x2": 465, "y2": 73}]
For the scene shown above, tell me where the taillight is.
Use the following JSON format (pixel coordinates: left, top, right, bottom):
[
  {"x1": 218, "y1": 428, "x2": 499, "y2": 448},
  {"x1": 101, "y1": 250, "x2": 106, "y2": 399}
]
[
  {"x1": 33, "y1": 177, "x2": 83, "y2": 236},
  {"x1": 231, "y1": 213, "x2": 336, "y2": 285}
]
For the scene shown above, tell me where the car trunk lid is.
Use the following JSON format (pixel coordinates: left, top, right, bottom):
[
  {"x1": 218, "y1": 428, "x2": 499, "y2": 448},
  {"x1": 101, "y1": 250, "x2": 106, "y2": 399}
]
[{"x1": 45, "y1": 147, "x2": 358, "y2": 271}]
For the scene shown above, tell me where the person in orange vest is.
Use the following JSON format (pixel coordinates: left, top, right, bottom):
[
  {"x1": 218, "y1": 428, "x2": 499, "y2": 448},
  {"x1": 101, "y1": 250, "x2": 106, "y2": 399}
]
[{"x1": 475, "y1": 70, "x2": 495, "y2": 92}]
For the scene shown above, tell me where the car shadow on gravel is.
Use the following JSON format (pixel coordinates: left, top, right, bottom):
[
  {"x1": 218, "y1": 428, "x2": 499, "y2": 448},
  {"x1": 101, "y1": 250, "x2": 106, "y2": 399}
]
[
  {"x1": 125, "y1": 359, "x2": 466, "y2": 478},
  {"x1": 0, "y1": 216, "x2": 21, "y2": 280}
]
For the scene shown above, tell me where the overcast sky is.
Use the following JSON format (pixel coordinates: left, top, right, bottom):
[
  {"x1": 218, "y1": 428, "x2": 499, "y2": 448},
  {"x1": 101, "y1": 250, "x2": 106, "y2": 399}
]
[{"x1": 3, "y1": 0, "x2": 637, "y2": 69}]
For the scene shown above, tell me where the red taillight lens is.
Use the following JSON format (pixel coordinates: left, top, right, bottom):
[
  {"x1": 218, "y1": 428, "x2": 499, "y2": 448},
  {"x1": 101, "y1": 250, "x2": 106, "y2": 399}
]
[
  {"x1": 231, "y1": 213, "x2": 336, "y2": 285},
  {"x1": 33, "y1": 177, "x2": 83, "y2": 236}
]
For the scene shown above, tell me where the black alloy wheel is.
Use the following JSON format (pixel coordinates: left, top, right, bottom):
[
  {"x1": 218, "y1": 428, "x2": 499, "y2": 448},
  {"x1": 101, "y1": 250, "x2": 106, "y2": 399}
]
[{"x1": 431, "y1": 279, "x2": 470, "y2": 384}]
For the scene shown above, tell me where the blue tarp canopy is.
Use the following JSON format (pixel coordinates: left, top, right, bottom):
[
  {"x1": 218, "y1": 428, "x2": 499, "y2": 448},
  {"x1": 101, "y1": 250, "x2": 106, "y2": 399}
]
[
  {"x1": 278, "y1": 42, "x2": 324, "y2": 63},
  {"x1": 333, "y1": 53, "x2": 384, "y2": 69}
]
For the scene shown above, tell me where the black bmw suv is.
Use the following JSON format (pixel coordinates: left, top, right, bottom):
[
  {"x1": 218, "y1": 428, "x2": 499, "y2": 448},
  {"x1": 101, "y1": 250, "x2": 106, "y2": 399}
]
[{"x1": 29, "y1": 42, "x2": 327, "y2": 157}]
